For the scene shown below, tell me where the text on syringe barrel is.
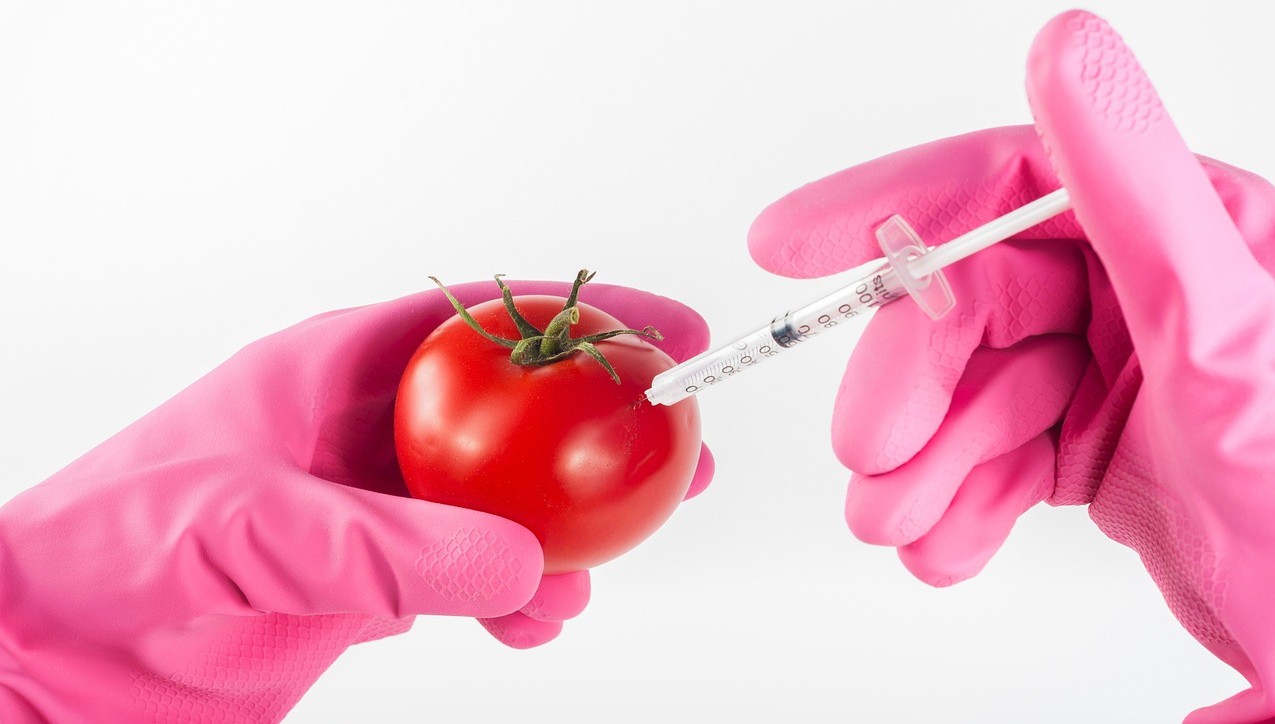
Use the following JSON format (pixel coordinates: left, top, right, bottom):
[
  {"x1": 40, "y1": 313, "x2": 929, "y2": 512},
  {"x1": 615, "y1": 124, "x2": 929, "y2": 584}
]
[{"x1": 645, "y1": 265, "x2": 905, "y2": 406}]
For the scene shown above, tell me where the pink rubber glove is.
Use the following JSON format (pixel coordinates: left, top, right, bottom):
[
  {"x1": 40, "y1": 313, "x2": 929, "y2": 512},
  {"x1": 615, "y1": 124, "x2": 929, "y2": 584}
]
[
  {"x1": 749, "y1": 11, "x2": 1275, "y2": 723},
  {"x1": 0, "y1": 279, "x2": 713, "y2": 723}
]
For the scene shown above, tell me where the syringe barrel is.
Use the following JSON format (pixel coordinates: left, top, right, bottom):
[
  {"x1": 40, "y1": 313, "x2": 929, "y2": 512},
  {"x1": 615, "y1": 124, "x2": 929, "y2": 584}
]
[
  {"x1": 780, "y1": 263, "x2": 902, "y2": 339},
  {"x1": 645, "y1": 262, "x2": 903, "y2": 407},
  {"x1": 644, "y1": 325, "x2": 780, "y2": 406}
]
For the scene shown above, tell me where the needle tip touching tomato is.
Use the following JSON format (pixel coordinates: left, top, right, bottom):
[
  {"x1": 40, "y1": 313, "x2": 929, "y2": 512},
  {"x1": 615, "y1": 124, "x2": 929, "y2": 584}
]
[{"x1": 394, "y1": 271, "x2": 702, "y2": 574}]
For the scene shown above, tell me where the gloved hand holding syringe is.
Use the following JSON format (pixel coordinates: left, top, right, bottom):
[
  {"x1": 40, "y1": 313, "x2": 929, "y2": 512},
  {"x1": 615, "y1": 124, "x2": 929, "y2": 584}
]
[{"x1": 645, "y1": 187, "x2": 1073, "y2": 406}]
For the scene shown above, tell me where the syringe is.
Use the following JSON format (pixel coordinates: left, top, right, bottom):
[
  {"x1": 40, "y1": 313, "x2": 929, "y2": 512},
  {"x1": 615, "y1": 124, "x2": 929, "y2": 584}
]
[{"x1": 644, "y1": 188, "x2": 1074, "y2": 406}]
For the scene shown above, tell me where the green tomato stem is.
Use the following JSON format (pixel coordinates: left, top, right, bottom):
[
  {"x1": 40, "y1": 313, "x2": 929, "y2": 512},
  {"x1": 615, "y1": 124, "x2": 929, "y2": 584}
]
[{"x1": 430, "y1": 269, "x2": 662, "y2": 384}]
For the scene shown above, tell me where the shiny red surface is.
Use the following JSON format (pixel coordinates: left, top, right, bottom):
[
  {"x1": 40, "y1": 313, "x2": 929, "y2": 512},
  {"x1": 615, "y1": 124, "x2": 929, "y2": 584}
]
[{"x1": 394, "y1": 295, "x2": 701, "y2": 574}]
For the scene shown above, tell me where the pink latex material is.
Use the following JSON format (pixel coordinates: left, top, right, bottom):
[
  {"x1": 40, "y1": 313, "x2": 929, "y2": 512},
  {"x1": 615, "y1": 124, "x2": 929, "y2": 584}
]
[
  {"x1": 749, "y1": 11, "x2": 1275, "y2": 723},
  {"x1": 0, "y1": 280, "x2": 713, "y2": 722}
]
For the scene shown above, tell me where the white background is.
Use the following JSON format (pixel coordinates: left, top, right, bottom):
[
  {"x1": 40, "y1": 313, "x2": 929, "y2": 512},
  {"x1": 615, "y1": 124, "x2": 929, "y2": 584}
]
[{"x1": 2, "y1": 1, "x2": 1273, "y2": 722}]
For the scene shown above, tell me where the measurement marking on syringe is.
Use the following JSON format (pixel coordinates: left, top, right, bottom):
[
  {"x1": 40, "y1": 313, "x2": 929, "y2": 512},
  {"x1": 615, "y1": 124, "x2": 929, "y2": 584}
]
[{"x1": 645, "y1": 266, "x2": 906, "y2": 405}]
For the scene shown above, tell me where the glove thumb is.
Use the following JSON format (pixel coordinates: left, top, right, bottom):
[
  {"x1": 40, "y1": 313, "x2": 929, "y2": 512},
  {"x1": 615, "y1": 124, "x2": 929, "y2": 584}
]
[
  {"x1": 200, "y1": 465, "x2": 544, "y2": 620},
  {"x1": 1026, "y1": 10, "x2": 1275, "y2": 387}
]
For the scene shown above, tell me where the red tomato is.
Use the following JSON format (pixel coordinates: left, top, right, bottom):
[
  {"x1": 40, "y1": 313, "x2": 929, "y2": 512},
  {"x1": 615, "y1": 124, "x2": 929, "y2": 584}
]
[{"x1": 394, "y1": 294, "x2": 702, "y2": 574}]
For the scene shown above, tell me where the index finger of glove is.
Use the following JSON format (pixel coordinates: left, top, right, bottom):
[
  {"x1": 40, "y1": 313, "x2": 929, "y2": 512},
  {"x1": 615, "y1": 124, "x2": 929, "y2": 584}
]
[
  {"x1": 746, "y1": 125, "x2": 1082, "y2": 280},
  {"x1": 574, "y1": 282, "x2": 711, "y2": 363}
]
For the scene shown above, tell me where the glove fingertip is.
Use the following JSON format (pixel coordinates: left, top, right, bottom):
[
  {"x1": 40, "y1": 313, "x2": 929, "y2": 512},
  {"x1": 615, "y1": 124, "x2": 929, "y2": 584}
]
[
  {"x1": 897, "y1": 435, "x2": 1057, "y2": 588},
  {"x1": 682, "y1": 443, "x2": 715, "y2": 501},
  {"x1": 747, "y1": 188, "x2": 867, "y2": 279},
  {"x1": 844, "y1": 473, "x2": 928, "y2": 547},
  {"x1": 520, "y1": 571, "x2": 591, "y2": 622},
  {"x1": 747, "y1": 193, "x2": 804, "y2": 276},
  {"x1": 898, "y1": 537, "x2": 991, "y2": 589},
  {"x1": 832, "y1": 408, "x2": 922, "y2": 476},
  {"x1": 651, "y1": 301, "x2": 711, "y2": 363},
  {"x1": 411, "y1": 509, "x2": 545, "y2": 618},
  {"x1": 830, "y1": 300, "x2": 964, "y2": 475},
  {"x1": 578, "y1": 284, "x2": 711, "y2": 362},
  {"x1": 478, "y1": 612, "x2": 564, "y2": 650}
]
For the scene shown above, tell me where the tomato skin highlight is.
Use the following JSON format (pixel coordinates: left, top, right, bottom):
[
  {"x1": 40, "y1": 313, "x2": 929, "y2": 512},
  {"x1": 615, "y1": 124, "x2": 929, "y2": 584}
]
[{"x1": 394, "y1": 295, "x2": 702, "y2": 574}]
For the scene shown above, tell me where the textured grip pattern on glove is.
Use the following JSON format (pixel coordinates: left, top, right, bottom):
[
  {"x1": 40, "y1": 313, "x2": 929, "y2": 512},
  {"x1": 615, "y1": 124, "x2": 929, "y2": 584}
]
[
  {"x1": 416, "y1": 528, "x2": 524, "y2": 601},
  {"x1": 1089, "y1": 435, "x2": 1232, "y2": 648},
  {"x1": 130, "y1": 614, "x2": 409, "y2": 723},
  {"x1": 1071, "y1": 14, "x2": 1164, "y2": 134}
]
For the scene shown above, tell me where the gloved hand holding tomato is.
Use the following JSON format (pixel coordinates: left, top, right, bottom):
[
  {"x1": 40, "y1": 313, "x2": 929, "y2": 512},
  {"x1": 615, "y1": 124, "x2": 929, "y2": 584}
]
[{"x1": 0, "y1": 277, "x2": 714, "y2": 723}]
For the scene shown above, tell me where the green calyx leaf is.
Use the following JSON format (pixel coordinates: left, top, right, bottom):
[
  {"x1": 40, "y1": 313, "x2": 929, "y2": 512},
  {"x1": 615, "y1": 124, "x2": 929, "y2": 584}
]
[{"x1": 430, "y1": 269, "x2": 663, "y2": 384}]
